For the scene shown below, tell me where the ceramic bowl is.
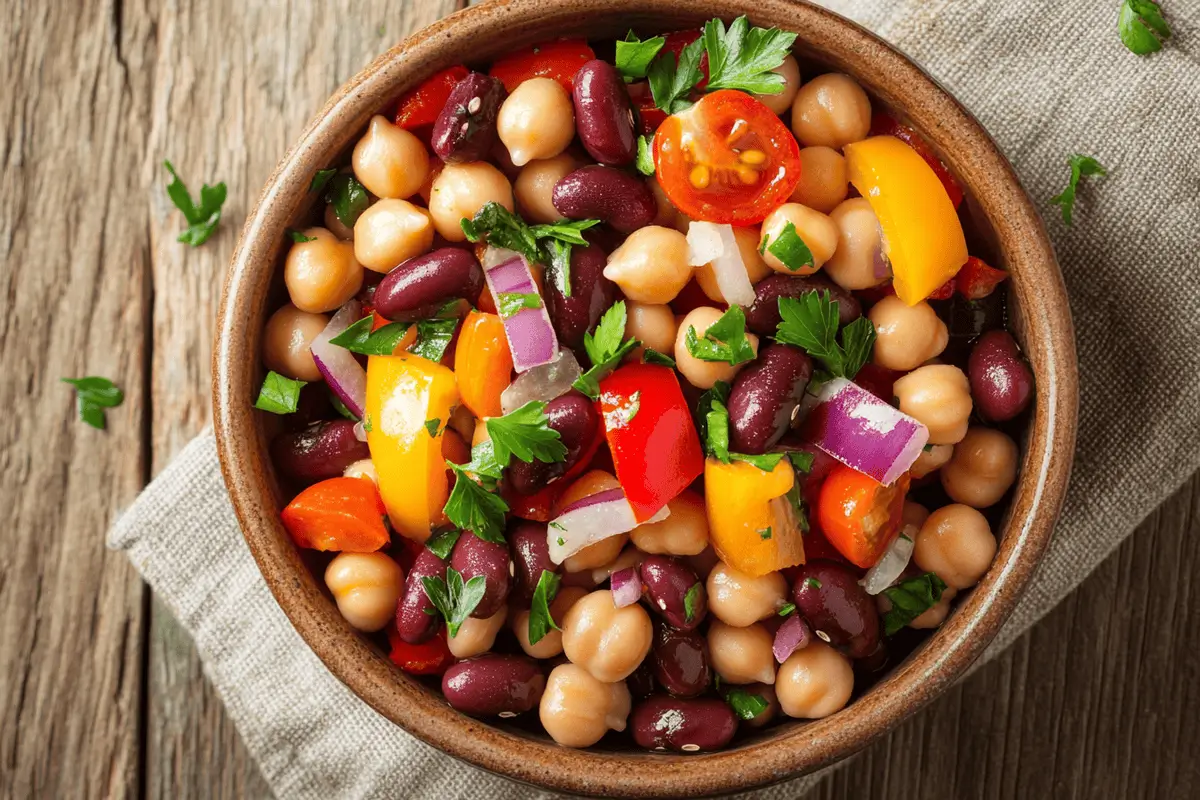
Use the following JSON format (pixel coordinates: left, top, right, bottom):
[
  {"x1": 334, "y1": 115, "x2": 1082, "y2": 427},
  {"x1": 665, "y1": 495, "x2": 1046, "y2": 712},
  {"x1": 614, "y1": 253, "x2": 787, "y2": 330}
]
[{"x1": 213, "y1": 0, "x2": 1078, "y2": 795}]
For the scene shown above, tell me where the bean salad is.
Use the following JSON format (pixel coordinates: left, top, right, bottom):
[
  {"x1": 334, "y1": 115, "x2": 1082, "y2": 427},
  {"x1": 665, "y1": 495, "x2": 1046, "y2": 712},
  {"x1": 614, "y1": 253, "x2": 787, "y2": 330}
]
[{"x1": 256, "y1": 16, "x2": 1036, "y2": 753}]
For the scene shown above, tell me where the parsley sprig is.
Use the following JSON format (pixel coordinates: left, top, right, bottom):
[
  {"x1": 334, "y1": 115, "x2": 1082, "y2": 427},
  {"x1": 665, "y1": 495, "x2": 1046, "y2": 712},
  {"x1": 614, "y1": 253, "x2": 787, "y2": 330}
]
[
  {"x1": 62, "y1": 377, "x2": 124, "y2": 429},
  {"x1": 648, "y1": 39, "x2": 706, "y2": 115},
  {"x1": 775, "y1": 292, "x2": 875, "y2": 380},
  {"x1": 573, "y1": 301, "x2": 640, "y2": 399},
  {"x1": 724, "y1": 688, "x2": 770, "y2": 720},
  {"x1": 421, "y1": 566, "x2": 488, "y2": 637},
  {"x1": 163, "y1": 161, "x2": 226, "y2": 247},
  {"x1": 684, "y1": 306, "x2": 756, "y2": 366},
  {"x1": 701, "y1": 16, "x2": 797, "y2": 95},
  {"x1": 1049, "y1": 154, "x2": 1107, "y2": 226},
  {"x1": 486, "y1": 401, "x2": 568, "y2": 465},
  {"x1": 615, "y1": 31, "x2": 666, "y2": 81},
  {"x1": 1119, "y1": 0, "x2": 1171, "y2": 55},
  {"x1": 324, "y1": 172, "x2": 370, "y2": 228}
]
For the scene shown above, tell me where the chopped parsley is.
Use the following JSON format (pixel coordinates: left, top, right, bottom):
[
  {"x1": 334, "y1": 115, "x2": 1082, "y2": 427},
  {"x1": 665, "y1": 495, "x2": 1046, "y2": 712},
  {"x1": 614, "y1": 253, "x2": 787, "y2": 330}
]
[
  {"x1": 701, "y1": 16, "x2": 797, "y2": 95},
  {"x1": 497, "y1": 292, "x2": 544, "y2": 318},
  {"x1": 778, "y1": 602, "x2": 796, "y2": 617},
  {"x1": 253, "y1": 371, "x2": 306, "y2": 415},
  {"x1": 698, "y1": 383, "x2": 788, "y2": 471},
  {"x1": 309, "y1": 168, "x2": 337, "y2": 194},
  {"x1": 724, "y1": 688, "x2": 770, "y2": 720},
  {"x1": 642, "y1": 347, "x2": 675, "y2": 367},
  {"x1": 425, "y1": 529, "x2": 461, "y2": 560},
  {"x1": 361, "y1": 414, "x2": 373, "y2": 433},
  {"x1": 881, "y1": 572, "x2": 947, "y2": 635},
  {"x1": 461, "y1": 203, "x2": 599, "y2": 299},
  {"x1": 761, "y1": 221, "x2": 814, "y2": 272},
  {"x1": 573, "y1": 301, "x2": 640, "y2": 399},
  {"x1": 684, "y1": 306, "x2": 756, "y2": 365},
  {"x1": 683, "y1": 583, "x2": 702, "y2": 624},
  {"x1": 647, "y1": 38, "x2": 705, "y2": 114},
  {"x1": 615, "y1": 31, "x2": 665, "y2": 81},
  {"x1": 758, "y1": 527, "x2": 773, "y2": 540},
  {"x1": 62, "y1": 376, "x2": 124, "y2": 429},
  {"x1": 421, "y1": 567, "x2": 488, "y2": 637},
  {"x1": 424, "y1": 418, "x2": 441, "y2": 437},
  {"x1": 804, "y1": 577, "x2": 822, "y2": 590},
  {"x1": 731, "y1": 452, "x2": 787, "y2": 471},
  {"x1": 775, "y1": 292, "x2": 875, "y2": 379},
  {"x1": 1119, "y1": 0, "x2": 1171, "y2": 55},
  {"x1": 443, "y1": 460, "x2": 509, "y2": 544},
  {"x1": 408, "y1": 318, "x2": 458, "y2": 362},
  {"x1": 527, "y1": 570, "x2": 563, "y2": 645},
  {"x1": 163, "y1": 160, "x2": 226, "y2": 247},
  {"x1": 289, "y1": 230, "x2": 317, "y2": 243},
  {"x1": 636, "y1": 134, "x2": 656, "y2": 176},
  {"x1": 324, "y1": 172, "x2": 370, "y2": 228},
  {"x1": 1049, "y1": 154, "x2": 1107, "y2": 226},
  {"x1": 787, "y1": 450, "x2": 815, "y2": 474},
  {"x1": 329, "y1": 390, "x2": 359, "y2": 421},
  {"x1": 485, "y1": 401, "x2": 567, "y2": 465},
  {"x1": 329, "y1": 316, "x2": 412, "y2": 356}
]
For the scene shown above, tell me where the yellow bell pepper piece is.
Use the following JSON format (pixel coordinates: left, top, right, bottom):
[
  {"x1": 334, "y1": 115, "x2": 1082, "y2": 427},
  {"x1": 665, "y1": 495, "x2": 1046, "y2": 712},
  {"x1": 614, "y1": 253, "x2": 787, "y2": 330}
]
[
  {"x1": 843, "y1": 135, "x2": 967, "y2": 306},
  {"x1": 704, "y1": 458, "x2": 805, "y2": 576},
  {"x1": 365, "y1": 353, "x2": 460, "y2": 543}
]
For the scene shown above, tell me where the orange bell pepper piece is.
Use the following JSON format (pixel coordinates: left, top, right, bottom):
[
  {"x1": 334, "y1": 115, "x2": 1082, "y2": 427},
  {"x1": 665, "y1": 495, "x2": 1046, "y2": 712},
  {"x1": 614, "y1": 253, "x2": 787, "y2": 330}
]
[
  {"x1": 454, "y1": 311, "x2": 513, "y2": 419},
  {"x1": 281, "y1": 476, "x2": 389, "y2": 552},
  {"x1": 704, "y1": 458, "x2": 805, "y2": 576},
  {"x1": 816, "y1": 465, "x2": 909, "y2": 569}
]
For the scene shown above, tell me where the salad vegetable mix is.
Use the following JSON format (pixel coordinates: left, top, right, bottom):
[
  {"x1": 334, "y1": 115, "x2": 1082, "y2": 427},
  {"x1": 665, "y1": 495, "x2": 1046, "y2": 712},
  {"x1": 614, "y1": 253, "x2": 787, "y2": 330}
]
[{"x1": 256, "y1": 17, "x2": 1035, "y2": 752}]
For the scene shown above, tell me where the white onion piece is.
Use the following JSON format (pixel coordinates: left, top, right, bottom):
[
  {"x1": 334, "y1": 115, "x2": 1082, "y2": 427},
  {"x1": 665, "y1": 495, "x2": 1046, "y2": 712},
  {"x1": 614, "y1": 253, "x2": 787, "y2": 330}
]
[
  {"x1": 610, "y1": 567, "x2": 643, "y2": 608},
  {"x1": 688, "y1": 221, "x2": 755, "y2": 306},
  {"x1": 773, "y1": 614, "x2": 812, "y2": 663},
  {"x1": 499, "y1": 348, "x2": 582, "y2": 414},
  {"x1": 352, "y1": 421, "x2": 367, "y2": 442},
  {"x1": 800, "y1": 377, "x2": 928, "y2": 486},
  {"x1": 547, "y1": 490, "x2": 670, "y2": 565},
  {"x1": 482, "y1": 250, "x2": 559, "y2": 373},
  {"x1": 686, "y1": 221, "x2": 724, "y2": 266},
  {"x1": 309, "y1": 300, "x2": 366, "y2": 419},
  {"x1": 860, "y1": 531, "x2": 915, "y2": 595}
]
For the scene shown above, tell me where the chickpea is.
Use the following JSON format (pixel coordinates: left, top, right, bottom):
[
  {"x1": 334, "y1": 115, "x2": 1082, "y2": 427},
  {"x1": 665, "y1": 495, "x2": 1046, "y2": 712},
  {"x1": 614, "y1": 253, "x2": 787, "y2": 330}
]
[
  {"x1": 418, "y1": 159, "x2": 444, "y2": 205},
  {"x1": 894, "y1": 365, "x2": 973, "y2": 445},
  {"x1": 674, "y1": 307, "x2": 760, "y2": 390},
  {"x1": 913, "y1": 504, "x2": 996, "y2": 590},
  {"x1": 648, "y1": 176, "x2": 682, "y2": 229},
  {"x1": 351, "y1": 115, "x2": 430, "y2": 200},
  {"x1": 514, "y1": 586, "x2": 588, "y2": 659},
  {"x1": 707, "y1": 563, "x2": 787, "y2": 627},
  {"x1": 553, "y1": 470, "x2": 620, "y2": 514},
  {"x1": 323, "y1": 203, "x2": 354, "y2": 240},
  {"x1": 514, "y1": 154, "x2": 579, "y2": 224},
  {"x1": 754, "y1": 55, "x2": 802, "y2": 116},
  {"x1": 790, "y1": 146, "x2": 849, "y2": 213},
  {"x1": 352, "y1": 199, "x2": 435, "y2": 273},
  {"x1": 324, "y1": 552, "x2": 403, "y2": 633},
  {"x1": 562, "y1": 590, "x2": 653, "y2": 682},
  {"x1": 261, "y1": 304, "x2": 329, "y2": 381},
  {"x1": 695, "y1": 226, "x2": 772, "y2": 302},
  {"x1": 902, "y1": 500, "x2": 930, "y2": 530},
  {"x1": 342, "y1": 458, "x2": 378, "y2": 485},
  {"x1": 497, "y1": 78, "x2": 575, "y2": 167},
  {"x1": 283, "y1": 227, "x2": 363, "y2": 313},
  {"x1": 759, "y1": 203, "x2": 839, "y2": 275},
  {"x1": 790, "y1": 73, "x2": 872, "y2": 149},
  {"x1": 428, "y1": 162, "x2": 514, "y2": 241},
  {"x1": 823, "y1": 198, "x2": 888, "y2": 291},
  {"x1": 446, "y1": 606, "x2": 507, "y2": 659},
  {"x1": 910, "y1": 444, "x2": 953, "y2": 479},
  {"x1": 540, "y1": 663, "x2": 631, "y2": 748},
  {"x1": 776, "y1": 641, "x2": 854, "y2": 718},
  {"x1": 940, "y1": 427, "x2": 1018, "y2": 508},
  {"x1": 563, "y1": 533, "x2": 629, "y2": 573},
  {"x1": 631, "y1": 489, "x2": 709, "y2": 556},
  {"x1": 708, "y1": 621, "x2": 776, "y2": 685},
  {"x1": 623, "y1": 301, "x2": 678, "y2": 355},
  {"x1": 603, "y1": 226, "x2": 693, "y2": 304},
  {"x1": 908, "y1": 586, "x2": 957, "y2": 630},
  {"x1": 869, "y1": 296, "x2": 949, "y2": 371}
]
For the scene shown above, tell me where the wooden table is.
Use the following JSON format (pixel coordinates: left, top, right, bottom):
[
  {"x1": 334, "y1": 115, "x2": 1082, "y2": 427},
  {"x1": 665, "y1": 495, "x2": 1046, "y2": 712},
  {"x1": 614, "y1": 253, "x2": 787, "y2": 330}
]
[{"x1": 3, "y1": 1, "x2": 1197, "y2": 797}]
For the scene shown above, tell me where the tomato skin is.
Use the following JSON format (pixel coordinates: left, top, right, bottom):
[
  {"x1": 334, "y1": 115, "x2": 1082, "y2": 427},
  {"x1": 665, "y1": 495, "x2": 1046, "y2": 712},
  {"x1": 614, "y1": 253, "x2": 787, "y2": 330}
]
[
  {"x1": 629, "y1": 82, "x2": 668, "y2": 135},
  {"x1": 394, "y1": 66, "x2": 469, "y2": 130},
  {"x1": 955, "y1": 256, "x2": 1008, "y2": 299},
  {"x1": 654, "y1": 90, "x2": 802, "y2": 225},
  {"x1": 387, "y1": 626, "x2": 454, "y2": 675},
  {"x1": 489, "y1": 39, "x2": 595, "y2": 92},
  {"x1": 816, "y1": 465, "x2": 909, "y2": 569},
  {"x1": 869, "y1": 112, "x2": 964, "y2": 209}
]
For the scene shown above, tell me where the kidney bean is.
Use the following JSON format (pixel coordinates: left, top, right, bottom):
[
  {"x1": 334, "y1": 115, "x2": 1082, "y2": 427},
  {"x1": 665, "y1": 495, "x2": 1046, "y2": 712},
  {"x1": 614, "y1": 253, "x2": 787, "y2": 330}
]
[
  {"x1": 745, "y1": 275, "x2": 861, "y2": 336},
  {"x1": 652, "y1": 624, "x2": 711, "y2": 698},
  {"x1": 509, "y1": 521, "x2": 555, "y2": 603},
  {"x1": 639, "y1": 556, "x2": 706, "y2": 631},
  {"x1": 506, "y1": 393, "x2": 600, "y2": 495},
  {"x1": 573, "y1": 60, "x2": 636, "y2": 166},
  {"x1": 552, "y1": 166, "x2": 656, "y2": 233},
  {"x1": 627, "y1": 658, "x2": 657, "y2": 700},
  {"x1": 630, "y1": 696, "x2": 738, "y2": 752},
  {"x1": 722, "y1": 683, "x2": 779, "y2": 729},
  {"x1": 431, "y1": 72, "x2": 506, "y2": 164},
  {"x1": 450, "y1": 531, "x2": 511, "y2": 618},
  {"x1": 968, "y1": 330, "x2": 1033, "y2": 422},
  {"x1": 282, "y1": 383, "x2": 334, "y2": 431},
  {"x1": 270, "y1": 420, "x2": 369, "y2": 484},
  {"x1": 442, "y1": 655, "x2": 545, "y2": 716},
  {"x1": 544, "y1": 244, "x2": 615, "y2": 351},
  {"x1": 792, "y1": 561, "x2": 881, "y2": 659},
  {"x1": 372, "y1": 247, "x2": 483, "y2": 321},
  {"x1": 728, "y1": 344, "x2": 813, "y2": 455},
  {"x1": 396, "y1": 547, "x2": 447, "y2": 644}
]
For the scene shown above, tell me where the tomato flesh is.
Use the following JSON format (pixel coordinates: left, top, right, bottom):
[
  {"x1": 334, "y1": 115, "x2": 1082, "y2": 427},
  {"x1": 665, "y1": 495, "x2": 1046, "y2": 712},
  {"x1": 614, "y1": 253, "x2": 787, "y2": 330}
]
[
  {"x1": 489, "y1": 39, "x2": 595, "y2": 93},
  {"x1": 816, "y1": 465, "x2": 909, "y2": 569},
  {"x1": 654, "y1": 90, "x2": 801, "y2": 225}
]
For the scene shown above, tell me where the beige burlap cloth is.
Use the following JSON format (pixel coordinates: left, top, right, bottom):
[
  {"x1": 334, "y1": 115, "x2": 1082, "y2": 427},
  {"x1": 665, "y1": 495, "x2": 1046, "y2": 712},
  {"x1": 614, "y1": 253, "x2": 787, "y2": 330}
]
[{"x1": 109, "y1": 0, "x2": 1200, "y2": 796}]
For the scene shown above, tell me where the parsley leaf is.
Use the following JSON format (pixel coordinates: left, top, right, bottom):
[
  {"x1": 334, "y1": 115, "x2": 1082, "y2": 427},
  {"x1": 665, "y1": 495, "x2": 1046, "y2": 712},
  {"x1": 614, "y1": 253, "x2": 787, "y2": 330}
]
[
  {"x1": 324, "y1": 172, "x2": 370, "y2": 228},
  {"x1": 778, "y1": 602, "x2": 796, "y2": 617},
  {"x1": 758, "y1": 527, "x2": 773, "y2": 540},
  {"x1": 543, "y1": 238, "x2": 573, "y2": 298},
  {"x1": 460, "y1": 439, "x2": 505, "y2": 481},
  {"x1": 310, "y1": 168, "x2": 337, "y2": 194},
  {"x1": 683, "y1": 583, "x2": 702, "y2": 624},
  {"x1": 694, "y1": 380, "x2": 731, "y2": 454},
  {"x1": 529, "y1": 218, "x2": 601, "y2": 247},
  {"x1": 163, "y1": 160, "x2": 226, "y2": 247},
  {"x1": 1119, "y1": 0, "x2": 1171, "y2": 55},
  {"x1": 731, "y1": 452, "x2": 786, "y2": 471},
  {"x1": 1049, "y1": 154, "x2": 1107, "y2": 226},
  {"x1": 636, "y1": 134, "x2": 656, "y2": 176},
  {"x1": 424, "y1": 418, "x2": 441, "y2": 437},
  {"x1": 573, "y1": 301, "x2": 640, "y2": 399},
  {"x1": 425, "y1": 529, "x2": 461, "y2": 560},
  {"x1": 684, "y1": 306, "x2": 756, "y2": 365},
  {"x1": 762, "y1": 221, "x2": 814, "y2": 272},
  {"x1": 705, "y1": 397, "x2": 731, "y2": 461},
  {"x1": 62, "y1": 376, "x2": 124, "y2": 429},
  {"x1": 725, "y1": 688, "x2": 770, "y2": 721},
  {"x1": 498, "y1": 292, "x2": 544, "y2": 318},
  {"x1": 486, "y1": 401, "x2": 568, "y2": 465},
  {"x1": 702, "y1": 16, "x2": 797, "y2": 95},
  {"x1": 775, "y1": 292, "x2": 875, "y2": 379},
  {"x1": 421, "y1": 567, "x2": 488, "y2": 637},
  {"x1": 601, "y1": 390, "x2": 641, "y2": 430},
  {"x1": 615, "y1": 31, "x2": 666, "y2": 82},
  {"x1": 881, "y1": 572, "x2": 948, "y2": 635},
  {"x1": 787, "y1": 450, "x2": 815, "y2": 474},
  {"x1": 461, "y1": 202, "x2": 542, "y2": 262},
  {"x1": 362, "y1": 414, "x2": 374, "y2": 433},
  {"x1": 528, "y1": 570, "x2": 563, "y2": 645},
  {"x1": 253, "y1": 371, "x2": 307, "y2": 415},
  {"x1": 329, "y1": 316, "x2": 412, "y2": 356},
  {"x1": 642, "y1": 347, "x2": 675, "y2": 367},
  {"x1": 443, "y1": 461, "x2": 509, "y2": 544},
  {"x1": 647, "y1": 38, "x2": 705, "y2": 114},
  {"x1": 408, "y1": 318, "x2": 458, "y2": 362},
  {"x1": 289, "y1": 230, "x2": 317, "y2": 244}
]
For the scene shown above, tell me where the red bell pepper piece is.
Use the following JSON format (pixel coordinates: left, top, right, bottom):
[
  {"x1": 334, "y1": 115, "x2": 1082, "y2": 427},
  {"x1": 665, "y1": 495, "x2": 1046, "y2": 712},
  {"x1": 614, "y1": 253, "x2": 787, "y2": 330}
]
[
  {"x1": 869, "y1": 112, "x2": 964, "y2": 209},
  {"x1": 927, "y1": 279, "x2": 956, "y2": 300},
  {"x1": 387, "y1": 626, "x2": 454, "y2": 675},
  {"x1": 598, "y1": 364, "x2": 705, "y2": 522},
  {"x1": 281, "y1": 477, "x2": 390, "y2": 552},
  {"x1": 394, "y1": 65, "x2": 469, "y2": 131},
  {"x1": 955, "y1": 256, "x2": 1009, "y2": 299},
  {"x1": 815, "y1": 464, "x2": 909, "y2": 569},
  {"x1": 489, "y1": 39, "x2": 595, "y2": 93},
  {"x1": 629, "y1": 82, "x2": 668, "y2": 135}
]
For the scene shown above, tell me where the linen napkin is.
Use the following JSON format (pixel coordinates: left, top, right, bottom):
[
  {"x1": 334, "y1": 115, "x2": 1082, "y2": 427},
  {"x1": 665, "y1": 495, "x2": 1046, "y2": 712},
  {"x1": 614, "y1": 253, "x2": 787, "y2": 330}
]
[{"x1": 109, "y1": 0, "x2": 1200, "y2": 797}]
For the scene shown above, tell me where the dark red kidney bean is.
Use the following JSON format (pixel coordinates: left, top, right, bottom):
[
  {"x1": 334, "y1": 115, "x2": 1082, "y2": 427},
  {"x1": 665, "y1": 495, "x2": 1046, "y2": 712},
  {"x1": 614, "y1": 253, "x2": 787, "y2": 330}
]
[
  {"x1": 442, "y1": 655, "x2": 545, "y2": 716},
  {"x1": 281, "y1": 383, "x2": 334, "y2": 432},
  {"x1": 652, "y1": 624, "x2": 711, "y2": 698},
  {"x1": 572, "y1": 60, "x2": 636, "y2": 166},
  {"x1": 792, "y1": 561, "x2": 880, "y2": 659},
  {"x1": 728, "y1": 344, "x2": 813, "y2": 455},
  {"x1": 509, "y1": 521, "x2": 555, "y2": 604},
  {"x1": 431, "y1": 72, "x2": 505, "y2": 163},
  {"x1": 630, "y1": 696, "x2": 738, "y2": 752},
  {"x1": 626, "y1": 658, "x2": 657, "y2": 700},
  {"x1": 449, "y1": 532, "x2": 511, "y2": 618},
  {"x1": 544, "y1": 244, "x2": 615, "y2": 351},
  {"x1": 745, "y1": 275, "x2": 861, "y2": 336},
  {"x1": 639, "y1": 556, "x2": 706, "y2": 631},
  {"x1": 722, "y1": 683, "x2": 779, "y2": 729},
  {"x1": 372, "y1": 248, "x2": 483, "y2": 322},
  {"x1": 552, "y1": 166, "x2": 656, "y2": 233},
  {"x1": 396, "y1": 548, "x2": 447, "y2": 644},
  {"x1": 506, "y1": 393, "x2": 600, "y2": 495},
  {"x1": 968, "y1": 330, "x2": 1033, "y2": 422},
  {"x1": 271, "y1": 420, "x2": 369, "y2": 485}
]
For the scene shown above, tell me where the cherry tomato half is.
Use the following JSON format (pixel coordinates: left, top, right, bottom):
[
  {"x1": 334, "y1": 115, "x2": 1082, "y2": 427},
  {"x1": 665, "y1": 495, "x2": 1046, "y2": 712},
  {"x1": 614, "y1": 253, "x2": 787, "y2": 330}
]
[
  {"x1": 489, "y1": 39, "x2": 595, "y2": 93},
  {"x1": 816, "y1": 465, "x2": 909, "y2": 569},
  {"x1": 654, "y1": 90, "x2": 802, "y2": 225},
  {"x1": 394, "y1": 65, "x2": 470, "y2": 130},
  {"x1": 955, "y1": 256, "x2": 1008, "y2": 299}
]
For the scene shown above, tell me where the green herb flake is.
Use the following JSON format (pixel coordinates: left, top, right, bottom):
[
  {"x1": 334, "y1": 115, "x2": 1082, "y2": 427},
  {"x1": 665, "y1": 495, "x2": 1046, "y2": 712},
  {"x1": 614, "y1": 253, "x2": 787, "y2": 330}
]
[
  {"x1": 486, "y1": 401, "x2": 568, "y2": 465},
  {"x1": 636, "y1": 134, "x2": 656, "y2": 176},
  {"x1": 764, "y1": 221, "x2": 814, "y2": 272},
  {"x1": 289, "y1": 230, "x2": 317, "y2": 243},
  {"x1": 775, "y1": 291, "x2": 876, "y2": 379},
  {"x1": 1049, "y1": 154, "x2": 1107, "y2": 226},
  {"x1": 329, "y1": 390, "x2": 359, "y2": 421},
  {"x1": 1119, "y1": 0, "x2": 1171, "y2": 55},
  {"x1": 424, "y1": 418, "x2": 441, "y2": 437},
  {"x1": 615, "y1": 30, "x2": 666, "y2": 81},
  {"x1": 528, "y1": 570, "x2": 563, "y2": 645},
  {"x1": 702, "y1": 16, "x2": 797, "y2": 95},
  {"x1": 443, "y1": 462, "x2": 509, "y2": 544},
  {"x1": 497, "y1": 292, "x2": 544, "y2": 319},
  {"x1": 778, "y1": 602, "x2": 796, "y2": 617},
  {"x1": 543, "y1": 238, "x2": 573, "y2": 298},
  {"x1": 787, "y1": 450, "x2": 815, "y2": 474},
  {"x1": 642, "y1": 347, "x2": 676, "y2": 367},
  {"x1": 758, "y1": 527, "x2": 773, "y2": 540},
  {"x1": 163, "y1": 160, "x2": 226, "y2": 247},
  {"x1": 253, "y1": 371, "x2": 307, "y2": 415},
  {"x1": 683, "y1": 583, "x2": 702, "y2": 624},
  {"x1": 881, "y1": 572, "x2": 948, "y2": 635},
  {"x1": 684, "y1": 306, "x2": 756, "y2": 365},
  {"x1": 529, "y1": 218, "x2": 601, "y2": 247},
  {"x1": 731, "y1": 452, "x2": 786, "y2": 471},
  {"x1": 804, "y1": 577, "x2": 822, "y2": 590},
  {"x1": 408, "y1": 318, "x2": 458, "y2": 362},
  {"x1": 694, "y1": 380, "x2": 731, "y2": 456},
  {"x1": 461, "y1": 202, "x2": 542, "y2": 262},
  {"x1": 310, "y1": 168, "x2": 337, "y2": 194},
  {"x1": 573, "y1": 301, "x2": 640, "y2": 399},
  {"x1": 705, "y1": 398, "x2": 731, "y2": 462},
  {"x1": 725, "y1": 688, "x2": 771, "y2": 721},
  {"x1": 549, "y1": 521, "x2": 567, "y2": 532},
  {"x1": 62, "y1": 376, "x2": 124, "y2": 429},
  {"x1": 557, "y1": 536, "x2": 566, "y2": 547},
  {"x1": 421, "y1": 567, "x2": 488, "y2": 637},
  {"x1": 647, "y1": 38, "x2": 705, "y2": 114},
  {"x1": 602, "y1": 390, "x2": 642, "y2": 430},
  {"x1": 362, "y1": 414, "x2": 373, "y2": 433},
  {"x1": 324, "y1": 172, "x2": 370, "y2": 228},
  {"x1": 329, "y1": 316, "x2": 412, "y2": 356},
  {"x1": 425, "y1": 529, "x2": 461, "y2": 560}
]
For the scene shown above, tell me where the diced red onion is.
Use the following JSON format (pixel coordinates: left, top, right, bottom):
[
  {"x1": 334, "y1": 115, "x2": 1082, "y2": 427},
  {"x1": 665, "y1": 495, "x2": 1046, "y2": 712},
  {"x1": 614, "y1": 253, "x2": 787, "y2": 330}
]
[
  {"x1": 499, "y1": 348, "x2": 582, "y2": 414},
  {"x1": 773, "y1": 614, "x2": 812, "y2": 663},
  {"x1": 610, "y1": 567, "x2": 643, "y2": 608},
  {"x1": 686, "y1": 221, "x2": 755, "y2": 306},
  {"x1": 548, "y1": 490, "x2": 670, "y2": 564},
  {"x1": 800, "y1": 377, "x2": 928, "y2": 486},
  {"x1": 482, "y1": 248, "x2": 559, "y2": 373},
  {"x1": 860, "y1": 531, "x2": 915, "y2": 595},
  {"x1": 310, "y1": 300, "x2": 366, "y2": 419},
  {"x1": 561, "y1": 488, "x2": 626, "y2": 514}
]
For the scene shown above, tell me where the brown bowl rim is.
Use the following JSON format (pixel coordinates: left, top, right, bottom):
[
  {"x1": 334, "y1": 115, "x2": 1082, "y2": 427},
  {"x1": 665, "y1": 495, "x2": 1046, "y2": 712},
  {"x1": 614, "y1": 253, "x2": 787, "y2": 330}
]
[{"x1": 213, "y1": 0, "x2": 1079, "y2": 795}]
